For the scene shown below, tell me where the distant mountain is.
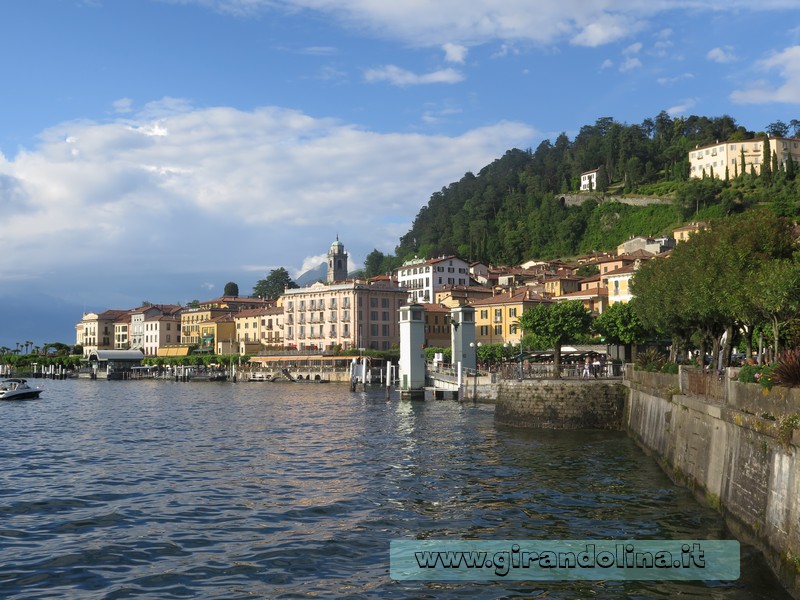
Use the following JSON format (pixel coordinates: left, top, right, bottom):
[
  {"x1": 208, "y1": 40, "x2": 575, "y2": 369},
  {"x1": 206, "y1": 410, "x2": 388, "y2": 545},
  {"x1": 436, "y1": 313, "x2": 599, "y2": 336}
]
[
  {"x1": 294, "y1": 262, "x2": 366, "y2": 287},
  {"x1": 295, "y1": 263, "x2": 326, "y2": 287}
]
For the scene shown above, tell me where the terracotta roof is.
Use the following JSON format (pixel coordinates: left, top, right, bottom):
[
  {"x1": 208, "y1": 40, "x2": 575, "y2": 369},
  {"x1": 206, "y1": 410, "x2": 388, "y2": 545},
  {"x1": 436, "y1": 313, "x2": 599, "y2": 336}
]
[{"x1": 470, "y1": 287, "x2": 551, "y2": 306}]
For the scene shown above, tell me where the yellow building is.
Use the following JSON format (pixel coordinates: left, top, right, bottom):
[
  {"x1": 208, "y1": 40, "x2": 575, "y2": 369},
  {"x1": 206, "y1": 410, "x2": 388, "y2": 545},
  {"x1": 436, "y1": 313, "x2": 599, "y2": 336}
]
[
  {"x1": 543, "y1": 274, "x2": 582, "y2": 297},
  {"x1": 234, "y1": 306, "x2": 284, "y2": 355},
  {"x1": 197, "y1": 314, "x2": 236, "y2": 354},
  {"x1": 180, "y1": 307, "x2": 232, "y2": 346},
  {"x1": 471, "y1": 288, "x2": 551, "y2": 346},
  {"x1": 75, "y1": 309, "x2": 129, "y2": 357},
  {"x1": 433, "y1": 285, "x2": 495, "y2": 308},
  {"x1": 673, "y1": 222, "x2": 707, "y2": 243},
  {"x1": 689, "y1": 137, "x2": 800, "y2": 179},
  {"x1": 420, "y1": 303, "x2": 452, "y2": 348},
  {"x1": 602, "y1": 261, "x2": 646, "y2": 306}
]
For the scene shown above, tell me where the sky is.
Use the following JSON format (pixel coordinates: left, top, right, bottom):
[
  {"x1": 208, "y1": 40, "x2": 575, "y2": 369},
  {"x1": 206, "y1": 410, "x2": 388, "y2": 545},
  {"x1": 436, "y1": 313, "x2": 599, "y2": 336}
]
[{"x1": 1, "y1": 0, "x2": 800, "y2": 349}]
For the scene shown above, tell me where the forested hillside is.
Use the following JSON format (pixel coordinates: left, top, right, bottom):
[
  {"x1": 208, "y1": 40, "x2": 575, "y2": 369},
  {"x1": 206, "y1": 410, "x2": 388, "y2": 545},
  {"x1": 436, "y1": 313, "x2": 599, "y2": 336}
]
[{"x1": 363, "y1": 113, "x2": 800, "y2": 277}]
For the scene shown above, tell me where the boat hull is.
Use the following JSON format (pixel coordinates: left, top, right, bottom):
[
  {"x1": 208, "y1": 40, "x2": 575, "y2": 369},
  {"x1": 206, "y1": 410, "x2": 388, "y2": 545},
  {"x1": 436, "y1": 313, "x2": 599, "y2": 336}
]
[{"x1": 0, "y1": 390, "x2": 43, "y2": 401}]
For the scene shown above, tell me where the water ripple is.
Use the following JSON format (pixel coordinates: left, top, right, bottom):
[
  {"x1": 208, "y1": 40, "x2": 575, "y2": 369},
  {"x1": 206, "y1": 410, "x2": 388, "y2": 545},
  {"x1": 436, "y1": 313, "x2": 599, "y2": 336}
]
[{"x1": 0, "y1": 379, "x2": 788, "y2": 599}]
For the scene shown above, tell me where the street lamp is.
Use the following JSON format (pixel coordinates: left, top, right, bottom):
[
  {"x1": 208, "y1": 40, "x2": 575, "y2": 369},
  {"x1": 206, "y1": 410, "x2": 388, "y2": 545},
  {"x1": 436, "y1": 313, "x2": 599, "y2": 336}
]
[
  {"x1": 469, "y1": 341, "x2": 482, "y2": 400},
  {"x1": 504, "y1": 339, "x2": 523, "y2": 380}
]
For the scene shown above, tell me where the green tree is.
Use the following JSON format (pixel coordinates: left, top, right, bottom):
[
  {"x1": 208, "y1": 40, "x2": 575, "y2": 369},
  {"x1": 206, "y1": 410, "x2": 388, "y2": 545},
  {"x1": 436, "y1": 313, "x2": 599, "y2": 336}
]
[
  {"x1": 364, "y1": 249, "x2": 387, "y2": 278},
  {"x1": 766, "y1": 120, "x2": 789, "y2": 137},
  {"x1": 223, "y1": 282, "x2": 239, "y2": 297},
  {"x1": 518, "y1": 300, "x2": 592, "y2": 377},
  {"x1": 633, "y1": 210, "x2": 796, "y2": 366},
  {"x1": 594, "y1": 301, "x2": 649, "y2": 359},
  {"x1": 749, "y1": 260, "x2": 800, "y2": 359},
  {"x1": 253, "y1": 268, "x2": 298, "y2": 299}
]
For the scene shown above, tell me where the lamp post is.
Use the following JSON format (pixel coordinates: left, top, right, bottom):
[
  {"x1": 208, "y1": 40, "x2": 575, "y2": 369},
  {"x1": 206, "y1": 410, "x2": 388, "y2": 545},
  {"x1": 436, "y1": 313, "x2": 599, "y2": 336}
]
[
  {"x1": 469, "y1": 341, "x2": 482, "y2": 400},
  {"x1": 505, "y1": 338, "x2": 523, "y2": 380}
]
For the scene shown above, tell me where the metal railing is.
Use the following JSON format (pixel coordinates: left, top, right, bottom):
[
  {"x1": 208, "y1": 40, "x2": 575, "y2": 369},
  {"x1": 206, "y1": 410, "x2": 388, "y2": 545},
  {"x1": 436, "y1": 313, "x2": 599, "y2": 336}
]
[{"x1": 428, "y1": 361, "x2": 623, "y2": 381}]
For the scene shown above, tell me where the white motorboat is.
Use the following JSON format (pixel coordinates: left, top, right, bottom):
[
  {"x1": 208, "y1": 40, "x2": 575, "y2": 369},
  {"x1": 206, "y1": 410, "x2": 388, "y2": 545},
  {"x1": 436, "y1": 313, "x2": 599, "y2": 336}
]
[{"x1": 0, "y1": 378, "x2": 43, "y2": 400}]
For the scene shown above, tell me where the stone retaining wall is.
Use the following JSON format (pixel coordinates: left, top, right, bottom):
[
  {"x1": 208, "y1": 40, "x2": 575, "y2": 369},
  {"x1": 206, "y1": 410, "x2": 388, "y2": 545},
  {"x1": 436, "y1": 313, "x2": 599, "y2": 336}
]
[
  {"x1": 494, "y1": 379, "x2": 626, "y2": 429},
  {"x1": 626, "y1": 369, "x2": 800, "y2": 598}
]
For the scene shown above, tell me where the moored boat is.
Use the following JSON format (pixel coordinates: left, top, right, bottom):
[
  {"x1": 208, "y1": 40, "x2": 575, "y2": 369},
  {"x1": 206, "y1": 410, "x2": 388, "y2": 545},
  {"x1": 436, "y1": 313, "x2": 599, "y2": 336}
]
[{"x1": 0, "y1": 378, "x2": 43, "y2": 400}]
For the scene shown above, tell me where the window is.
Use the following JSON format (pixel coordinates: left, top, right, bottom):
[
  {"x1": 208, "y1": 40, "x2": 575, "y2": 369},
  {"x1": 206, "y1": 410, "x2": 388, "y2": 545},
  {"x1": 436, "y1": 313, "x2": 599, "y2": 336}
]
[
  {"x1": 382, "y1": 298, "x2": 389, "y2": 308},
  {"x1": 480, "y1": 309, "x2": 488, "y2": 319},
  {"x1": 494, "y1": 325, "x2": 502, "y2": 335},
  {"x1": 509, "y1": 307, "x2": 517, "y2": 318}
]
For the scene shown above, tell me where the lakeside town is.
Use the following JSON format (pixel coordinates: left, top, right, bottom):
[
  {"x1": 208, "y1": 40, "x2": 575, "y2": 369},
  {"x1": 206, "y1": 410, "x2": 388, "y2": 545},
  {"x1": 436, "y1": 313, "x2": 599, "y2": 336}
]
[
  {"x1": 69, "y1": 134, "x2": 800, "y2": 366},
  {"x1": 68, "y1": 226, "x2": 690, "y2": 363},
  {"x1": 3, "y1": 133, "x2": 800, "y2": 378}
]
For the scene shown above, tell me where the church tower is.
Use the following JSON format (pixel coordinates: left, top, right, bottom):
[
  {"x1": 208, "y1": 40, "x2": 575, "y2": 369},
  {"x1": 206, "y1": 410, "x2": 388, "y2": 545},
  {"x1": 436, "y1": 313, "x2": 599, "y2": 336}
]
[{"x1": 327, "y1": 235, "x2": 348, "y2": 283}]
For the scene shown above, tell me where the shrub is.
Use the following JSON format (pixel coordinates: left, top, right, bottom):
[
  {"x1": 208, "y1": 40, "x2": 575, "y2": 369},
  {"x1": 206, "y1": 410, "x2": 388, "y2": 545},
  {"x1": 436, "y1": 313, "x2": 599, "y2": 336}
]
[
  {"x1": 660, "y1": 362, "x2": 679, "y2": 374},
  {"x1": 736, "y1": 364, "x2": 760, "y2": 383},
  {"x1": 737, "y1": 363, "x2": 777, "y2": 389},
  {"x1": 636, "y1": 347, "x2": 666, "y2": 372},
  {"x1": 771, "y1": 348, "x2": 800, "y2": 388}
]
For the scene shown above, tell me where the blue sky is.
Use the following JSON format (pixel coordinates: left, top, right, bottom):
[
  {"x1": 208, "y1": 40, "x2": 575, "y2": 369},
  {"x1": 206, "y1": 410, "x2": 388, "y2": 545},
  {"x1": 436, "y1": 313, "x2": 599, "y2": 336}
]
[{"x1": 1, "y1": 0, "x2": 800, "y2": 348}]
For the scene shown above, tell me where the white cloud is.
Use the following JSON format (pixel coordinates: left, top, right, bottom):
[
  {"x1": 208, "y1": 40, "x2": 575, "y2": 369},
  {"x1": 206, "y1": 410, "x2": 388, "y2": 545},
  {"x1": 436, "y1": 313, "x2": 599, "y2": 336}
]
[
  {"x1": 623, "y1": 42, "x2": 642, "y2": 55},
  {"x1": 298, "y1": 253, "x2": 328, "y2": 276},
  {"x1": 443, "y1": 42, "x2": 468, "y2": 64},
  {"x1": 600, "y1": 58, "x2": 614, "y2": 70},
  {"x1": 730, "y1": 45, "x2": 800, "y2": 104},
  {"x1": 706, "y1": 46, "x2": 736, "y2": 63},
  {"x1": 112, "y1": 98, "x2": 134, "y2": 114},
  {"x1": 364, "y1": 64, "x2": 464, "y2": 85},
  {"x1": 301, "y1": 46, "x2": 338, "y2": 55},
  {"x1": 666, "y1": 98, "x2": 696, "y2": 115},
  {"x1": 619, "y1": 57, "x2": 642, "y2": 72},
  {"x1": 180, "y1": 1, "x2": 800, "y2": 51},
  {"x1": 657, "y1": 73, "x2": 694, "y2": 86},
  {"x1": 0, "y1": 100, "x2": 534, "y2": 299}
]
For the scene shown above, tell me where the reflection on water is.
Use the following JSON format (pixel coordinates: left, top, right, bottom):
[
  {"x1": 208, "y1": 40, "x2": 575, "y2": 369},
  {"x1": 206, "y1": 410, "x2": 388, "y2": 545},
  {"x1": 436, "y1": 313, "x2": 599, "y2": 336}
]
[{"x1": 0, "y1": 379, "x2": 790, "y2": 599}]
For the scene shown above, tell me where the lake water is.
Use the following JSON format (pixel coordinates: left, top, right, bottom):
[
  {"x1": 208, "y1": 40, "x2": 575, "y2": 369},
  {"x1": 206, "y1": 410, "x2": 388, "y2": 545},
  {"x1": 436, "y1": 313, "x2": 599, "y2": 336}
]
[{"x1": 0, "y1": 378, "x2": 790, "y2": 599}]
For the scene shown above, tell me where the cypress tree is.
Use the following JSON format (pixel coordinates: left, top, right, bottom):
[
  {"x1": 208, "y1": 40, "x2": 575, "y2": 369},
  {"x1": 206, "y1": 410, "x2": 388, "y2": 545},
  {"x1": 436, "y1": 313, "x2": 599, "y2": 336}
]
[
  {"x1": 786, "y1": 153, "x2": 796, "y2": 181},
  {"x1": 740, "y1": 146, "x2": 746, "y2": 178}
]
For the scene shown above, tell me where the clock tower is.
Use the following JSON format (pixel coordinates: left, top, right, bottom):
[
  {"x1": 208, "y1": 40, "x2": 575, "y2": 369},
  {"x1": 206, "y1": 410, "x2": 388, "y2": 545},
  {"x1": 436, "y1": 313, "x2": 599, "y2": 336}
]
[{"x1": 327, "y1": 235, "x2": 348, "y2": 283}]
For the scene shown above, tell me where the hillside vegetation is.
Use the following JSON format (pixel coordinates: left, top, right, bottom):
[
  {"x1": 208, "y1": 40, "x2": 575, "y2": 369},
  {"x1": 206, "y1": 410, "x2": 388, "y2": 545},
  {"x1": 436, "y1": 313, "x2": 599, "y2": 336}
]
[{"x1": 363, "y1": 113, "x2": 800, "y2": 276}]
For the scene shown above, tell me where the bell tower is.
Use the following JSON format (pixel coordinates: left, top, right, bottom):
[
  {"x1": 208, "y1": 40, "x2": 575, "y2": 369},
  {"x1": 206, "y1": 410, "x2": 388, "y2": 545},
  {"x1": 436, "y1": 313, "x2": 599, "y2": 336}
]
[{"x1": 327, "y1": 235, "x2": 348, "y2": 283}]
